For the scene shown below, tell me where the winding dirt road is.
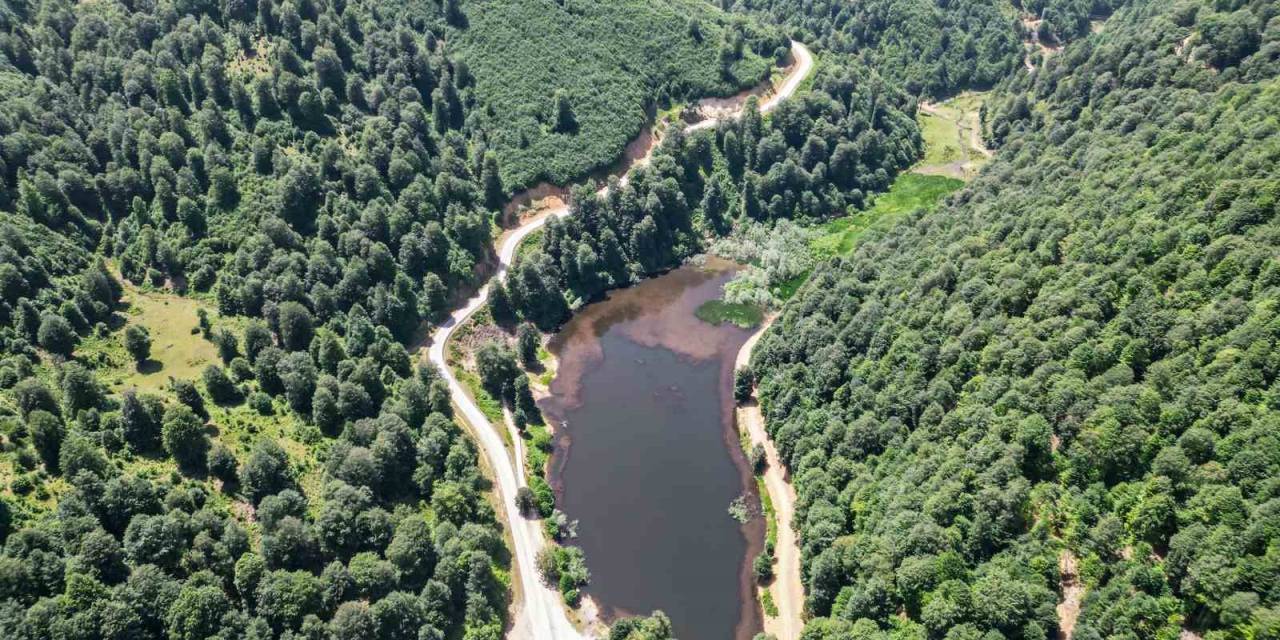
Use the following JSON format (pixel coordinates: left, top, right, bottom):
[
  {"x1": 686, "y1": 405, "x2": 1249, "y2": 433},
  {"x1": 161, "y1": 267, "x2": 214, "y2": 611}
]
[
  {"x1": 736, "y1": 320, "x2": 805, "y2": 640},
  {"x1": 425, "y1": 41, "x2": 813, "y2": 640}
]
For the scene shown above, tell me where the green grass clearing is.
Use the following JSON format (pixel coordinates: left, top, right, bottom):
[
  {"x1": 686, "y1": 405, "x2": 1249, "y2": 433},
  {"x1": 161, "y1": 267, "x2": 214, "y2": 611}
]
[
  {"x1": 811, "y1": 173, "x2": 964, "y2": 259},
  {"x1": 915, "y1": 91, "x2": 991, "y2": 179},
  {"x1": 695, "y1": 299, "x2": 763, "y2": 329},
  {"x1": 770, "y1": 270, "x2": 811, "y2": 302},
  {"x1": 919, "y1": 111, "x2": 963, "y2": 166},
  {"x1": 515, "y1": 228, "x2": 545, "y2": 265},
  {"x1": 120, "y1": 287, "x2": 221, "y2": 389},
  {"x1": 757, "y1": 476, "x2": 778, "y2": 549}
]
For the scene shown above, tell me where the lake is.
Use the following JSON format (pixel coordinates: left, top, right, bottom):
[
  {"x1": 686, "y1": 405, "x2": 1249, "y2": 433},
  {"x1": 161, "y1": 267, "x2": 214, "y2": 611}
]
[{"x1": 539, "y1": 258, "x2": 763, "y2": 640}]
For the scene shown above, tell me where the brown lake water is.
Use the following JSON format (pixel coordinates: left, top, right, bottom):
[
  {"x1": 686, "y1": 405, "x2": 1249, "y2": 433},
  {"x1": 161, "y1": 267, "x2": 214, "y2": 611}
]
[{"x1": 539, "y1": 258, "x2": 764, "y2": 640}]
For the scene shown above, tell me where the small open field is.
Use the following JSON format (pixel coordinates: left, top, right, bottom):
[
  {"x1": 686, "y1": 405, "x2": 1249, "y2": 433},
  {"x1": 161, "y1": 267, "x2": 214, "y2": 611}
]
[
  {"x1": 119, "y1": 288, "x2": 221, "y2": 389},
  {"x1": 72, "y1": 279, "x2": 227, "y2": 393},
  {"x1": 915, "y1": 92, "x2": 991, "y2": 180}
]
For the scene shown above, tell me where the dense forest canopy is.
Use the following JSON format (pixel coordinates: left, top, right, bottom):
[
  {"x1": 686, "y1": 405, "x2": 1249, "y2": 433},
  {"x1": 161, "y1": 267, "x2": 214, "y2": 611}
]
[
  {"x1": 3, "y1": 0, "x2": 1280, "y2": 638},
  {"x1": 0, "y1": 0, "x2": 769, "y2": 637},
  {"x1": 732, "y1": 0, "x2": 1025, "y2": 97},
  {"x1": 452, "y1": 0, "x2": 782, "y2": 190},
  {"x1": 503, "y1": 61, "x2": 922, "y2": 327},
  {"x1": 751, "y1": 1, "x2": 1280, "y2": 639}
]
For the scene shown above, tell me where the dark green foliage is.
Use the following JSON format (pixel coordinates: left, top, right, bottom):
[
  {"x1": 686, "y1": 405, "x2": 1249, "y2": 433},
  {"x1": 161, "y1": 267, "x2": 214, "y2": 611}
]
[
  {"x1": 516, "y1": 323, "x2": 540, "y2": 368},
  {"x1": 277, "y1": 302, "x2": 315, "y2": 352},
  {"x1": 752, "y1": 1, "x2": 1280, "y2": 637},
  {"x1": 609, "y1": 610, "x2": 676, "y2": 639},
  {"x1": 516, "y1": 487, "x2": 538, "y2": 516},
  {"x1": 513, "y1": 375, "x2": 541, "y2": 426},
  {"x1": 124, "y1": 325, "x2": 151, "y2": 365},
  {"x1": 1018, "y1": 0, "x2": 1128, "y2": 44},
  {"x1": 12, "y1": 378, "x2": 57, "y2": 419},
  {"x1": 171, "y1": 379, "x2": 208, "y2": 420},
  {"x1": 212, "y1": 329, "x2": 239, "y2": 366},
  {"x1": 207, "y1": 445, "x2": 239, "y2": 485},
  {"x1": 27, "y1": 410, "x2": 63, "y2": 473},
  {"x1": 0, "y1": 498, "x2": 10, "y2": 543},
  {"x1": 552, "y1": 89, "x2": 577, "y2": 134},
  {"x1": 489, "y1": 282, "x2": 516, "y2": 327},
  {"x1": 534, "y1": 544, "x2": 590, "y2": 605},
  {"x1": 450, "y1": 0, "x2": 781, "y2": 190},
  {"x1": 58, "y1": 434, "x2": 109, "y2": 479},
  {"x1": 240, "y1": 440, "x2": 294, "y2": 505},
  {"x1": 36, "y1": 314, "x2": 75, "y2": 358},
  {"x1": 752, "y1": 550, "x2": 773, "y2": 583},
  {"x1": 242, "y1": 322, "x2": 274, "y2": 364},
  {"x1": 59, "y1": 362, "x2": 103, "y2": 414},
  {"x1": 734, "y1": 365, "x2": 754, "y2": 403},
  {"x1": 162, "y1": 405, "x2": 208, "y2": 472},
  {"x1": 475, "y1": 341, "x2": 519, "y2": 401},
  {"x1": 166, "y1": 583, "x2": 230, "y2": 640},
  {"x1": 121, "y1": 391, "x2": 164, "y2": 453},
  {"x1": 202, "y1": 364, "x2": 240, "y2": 405}
]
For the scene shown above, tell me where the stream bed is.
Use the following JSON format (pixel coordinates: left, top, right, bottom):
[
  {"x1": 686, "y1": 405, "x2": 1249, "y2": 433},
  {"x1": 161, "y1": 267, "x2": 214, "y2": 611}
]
[{"x1": 539, "y1": 258, "x2": 764, "y2": 640}]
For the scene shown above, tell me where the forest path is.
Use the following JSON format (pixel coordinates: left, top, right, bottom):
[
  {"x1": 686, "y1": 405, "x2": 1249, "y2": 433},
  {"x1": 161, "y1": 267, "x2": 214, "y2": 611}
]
[
  {"x1": 736, "y1": 319, "x2": 805, "y2": 640},
  {"x1": 424, "y1": 41, "x2": 813, "y2": 640},
  {"x1": 1057, "y1": 549, "x2": 1084, "y2": 640}
]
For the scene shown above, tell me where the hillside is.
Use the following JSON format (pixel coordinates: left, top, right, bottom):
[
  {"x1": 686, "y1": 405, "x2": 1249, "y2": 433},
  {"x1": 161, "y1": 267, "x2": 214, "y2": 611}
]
[
  {"x1": 751, "y1": 1, "x2": 1280, "y2": 638},
  {"x1": 451, "y1": 0, "x2": 781, "y2": 190}
]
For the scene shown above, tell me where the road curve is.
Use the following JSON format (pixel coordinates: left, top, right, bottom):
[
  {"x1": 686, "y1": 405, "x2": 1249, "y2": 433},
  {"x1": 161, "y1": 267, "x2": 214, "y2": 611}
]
[
  {"x1": 736, "y1": 320, "x2": 804, "y2": 640},
  {"x1": 425, "y1": 41, "x2": 813, "y2": 640}
]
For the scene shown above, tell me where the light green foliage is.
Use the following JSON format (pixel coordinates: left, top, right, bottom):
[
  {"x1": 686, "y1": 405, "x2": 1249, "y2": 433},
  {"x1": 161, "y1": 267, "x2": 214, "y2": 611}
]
[
  {"x1": 695, "y1": 299, "x2": 763, "y2": 329},
  {"x1": 811, "y1": 173, "x2": 964, "y2": 258}
]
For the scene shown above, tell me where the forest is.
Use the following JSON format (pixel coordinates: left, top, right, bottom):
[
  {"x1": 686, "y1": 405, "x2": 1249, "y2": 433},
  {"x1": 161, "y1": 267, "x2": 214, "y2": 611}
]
[
  {"x1": 732, "y1": 0, "x2": 1025, "y2": 98},
  {"x1": 2, "y1": 0, "x2": 1279, "y2": 637},
  {"x1": 750, "y1": 0, "x2": 1280, "y2": 638},
  {"x1": 0, "y1": 0, "x2": 755, "y2": 637},
  {"x1": 500, "y1": 61, "x2": 921, "y2": 326},
  {"x1": 451, "y1": 0, "x2": 782, "y2": 191}
]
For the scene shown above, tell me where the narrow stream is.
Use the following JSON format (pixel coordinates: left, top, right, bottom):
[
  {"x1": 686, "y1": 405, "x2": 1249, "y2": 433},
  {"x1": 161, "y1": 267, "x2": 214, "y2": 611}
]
[{"x1": 539, "y1": 258, "x2": 764, "y2": 640}]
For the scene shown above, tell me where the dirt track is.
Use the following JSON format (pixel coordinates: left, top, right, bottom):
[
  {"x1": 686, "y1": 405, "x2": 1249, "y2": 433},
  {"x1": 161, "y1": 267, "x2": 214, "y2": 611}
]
[{"x1": 736, "y1": 321, "x2": 805, "y2": 640}]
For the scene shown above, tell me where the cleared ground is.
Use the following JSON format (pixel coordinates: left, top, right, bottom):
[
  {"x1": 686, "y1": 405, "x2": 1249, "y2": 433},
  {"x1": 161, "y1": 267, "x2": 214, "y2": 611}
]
[{"x1": 915, "y1": 92, "x2": 992, "y2": 180}]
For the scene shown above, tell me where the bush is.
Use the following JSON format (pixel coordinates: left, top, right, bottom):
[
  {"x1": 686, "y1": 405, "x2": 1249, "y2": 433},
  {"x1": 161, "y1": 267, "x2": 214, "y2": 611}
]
[
  {"x1": 240, "y1": 440, "x2": 293, "y2": 504},
  {"x1": 749, "y1": 443, "x2": 766, "y2": 473},
  {"x1": 752, "y1": 551, "x2": 774, "y2": 583},
  {"x1": 515, "y1": 487, "x2": 537, "y2": 516},
  {"x1": 249, "y1": 392, "x2": 274, "y2": 415},
  {"x1": 124, "y1": 325, "x2": 151, "y2": 365},
  {"x1": 27, "y1": 410, "x2": 64, "y2": 472},
  {"x1": 202, "y1": 365, "x2": 240, "y2": 405},
  {"x1": 529, "y1": 475, "x2": 555, "y2": 517},
  {"x1": 208, "y1": 445, "x2": 239, "y2": 485},
  {"x1": 161, "y1": 405, "x2": 208, "y2": 472},
  {"x1": 734, "y1": 365, "x2": 754, "y2": 403},
  {"x1": 171, "y1": 379, "x2": 207, "y2": 420},
  {"x1": 37, "y1": 314, "x2": 76, "y2": 357}
]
